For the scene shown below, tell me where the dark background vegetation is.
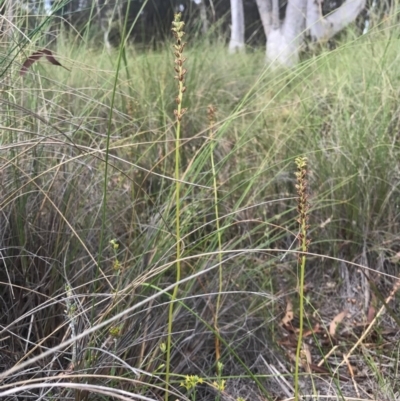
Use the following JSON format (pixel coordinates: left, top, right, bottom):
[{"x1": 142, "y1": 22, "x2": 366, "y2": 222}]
[{"x1": 3, "y1": 0, "x2": 387, "y2": 47}]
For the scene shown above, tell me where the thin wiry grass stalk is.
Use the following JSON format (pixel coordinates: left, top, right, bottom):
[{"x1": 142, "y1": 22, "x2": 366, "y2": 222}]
[
  {"x1": 64, "y1": 284, "x2": 77, "y2": 365},
  {"x1": 120, "y1": 0, "x2": 148, "y2": 118},
  {"x1": 208, "y1": 105, "x2": 224, "y2": 367},
  {"x1": 89, "y1": 0, "x2": 139, "y2": 368},
  {"x1": 96, "y1": 8, "x2": 130, "y2": 291}
]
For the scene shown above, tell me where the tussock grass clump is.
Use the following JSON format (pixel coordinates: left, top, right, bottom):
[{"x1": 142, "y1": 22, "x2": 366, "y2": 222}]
[{"x1": 0, "y1": 7, "x2": 400, "y2": 401}]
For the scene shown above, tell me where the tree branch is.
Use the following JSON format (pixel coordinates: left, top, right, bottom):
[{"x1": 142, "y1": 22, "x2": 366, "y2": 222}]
[{"x1": 307, "y1": 0, "x2": 366, "y2": 41}]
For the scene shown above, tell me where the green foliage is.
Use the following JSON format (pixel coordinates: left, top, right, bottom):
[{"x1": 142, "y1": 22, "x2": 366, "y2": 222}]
[{"x1": 1, "y1": 9, "x2": 400, "y2": 401}]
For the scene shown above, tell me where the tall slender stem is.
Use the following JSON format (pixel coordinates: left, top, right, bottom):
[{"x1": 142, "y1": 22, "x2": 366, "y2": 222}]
[
  {"x1": 165, "y1": 13, "x2": 187, "y2": 401},
  {"x1": 294, "y1": 157, "x2": 310, "y2": 401}
]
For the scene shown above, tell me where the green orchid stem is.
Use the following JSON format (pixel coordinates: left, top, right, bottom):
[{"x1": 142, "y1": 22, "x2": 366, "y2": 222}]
[
  {"x1": 293, "y1": 157, "x2": 309, "y2": 401},
  {"x1": 166, "y1": 12, "x2": 187, "y2": 401}
]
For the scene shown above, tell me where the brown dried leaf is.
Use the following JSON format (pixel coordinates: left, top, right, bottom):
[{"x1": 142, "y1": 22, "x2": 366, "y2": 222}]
[
  {"x1": 329, "y1": 309, "x2": 348, "y2": 337},
  {"x1": 281, "y1": 299, "x2": 294, "y2": 326},
  {"x1": 20, "y1": 51, "x2": 43, "y2": 76},
  {"x1": 301, "y1": 343, "x2": 312, "y2": 373},
  {"x1": 42, "y1": 49, "x2": 64, "y2": 67},
  {"x1": 303, "y1": 323, "x2": 321, "y2": 338},
  {"x1": 388, "y1": 251, "x2": 400, "y2": 264},
  {"x1": 20, "y1": 49, "x2": 70, "y2": 76}
]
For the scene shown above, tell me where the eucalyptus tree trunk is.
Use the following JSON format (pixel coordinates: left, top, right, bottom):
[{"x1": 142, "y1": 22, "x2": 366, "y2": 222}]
[
  {"x1": 266, "y1": 0, "x2": 307, "y2": 67},
  {"x1": 229, "y1": 0, "x2": 245, "y2": 52},
  {"x1": 95, "y1": 0, "x2": 116, "y2": 51},
  {"x1": 198, "y1": 0, "x2": 209, "y2": 34},
  {"x1": 44, "y1": 0, "x2": 52, "y2": 15},
  {"x1": 254, "y1": 0, "x2": 272, "y2": 38},
  {"x1": 253, "y1": 0, "x2": 367, "y2": 67}
]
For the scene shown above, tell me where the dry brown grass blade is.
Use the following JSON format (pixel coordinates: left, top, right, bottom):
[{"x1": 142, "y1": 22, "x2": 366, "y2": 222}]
[
  {"x1": 366, "y1": 294, "x2": 376, "y2": 324},
  {"x1": 343, "y1": 353, "x2": 360, "y2": 398},
  {"x1": 20, "y1": 49, "x2": 70, "y2": 76}
]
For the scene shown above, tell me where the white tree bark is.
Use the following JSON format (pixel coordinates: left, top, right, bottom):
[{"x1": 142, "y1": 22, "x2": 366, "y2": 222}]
[
  {"x1": 229, "y1": 0, "x2": 245, "y2": 53},
  {"x1": 306, "y1": 0, "x2": 367, "y2": 41},
  {"x1": 263, "y1": 0, "x2": 366, "y2": 68},
  {"x1": 96, "y1": 0, "x2": 113, "y2": 51},
  {"x1": 266, "y1": 28, "x2": 300, "y2": 67},
  {"x1": 197, "y1": 0, "x2": 209, "y2": 34},
  {"x1": 266, "y1": 0, "x2": 307, "y2": 67},
  {"x1": 44, "y1": 0, "x2": 52, "y2": 15},
  {"x1": 254, "y1": 0, "x2": 272, "y2": 37}
]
